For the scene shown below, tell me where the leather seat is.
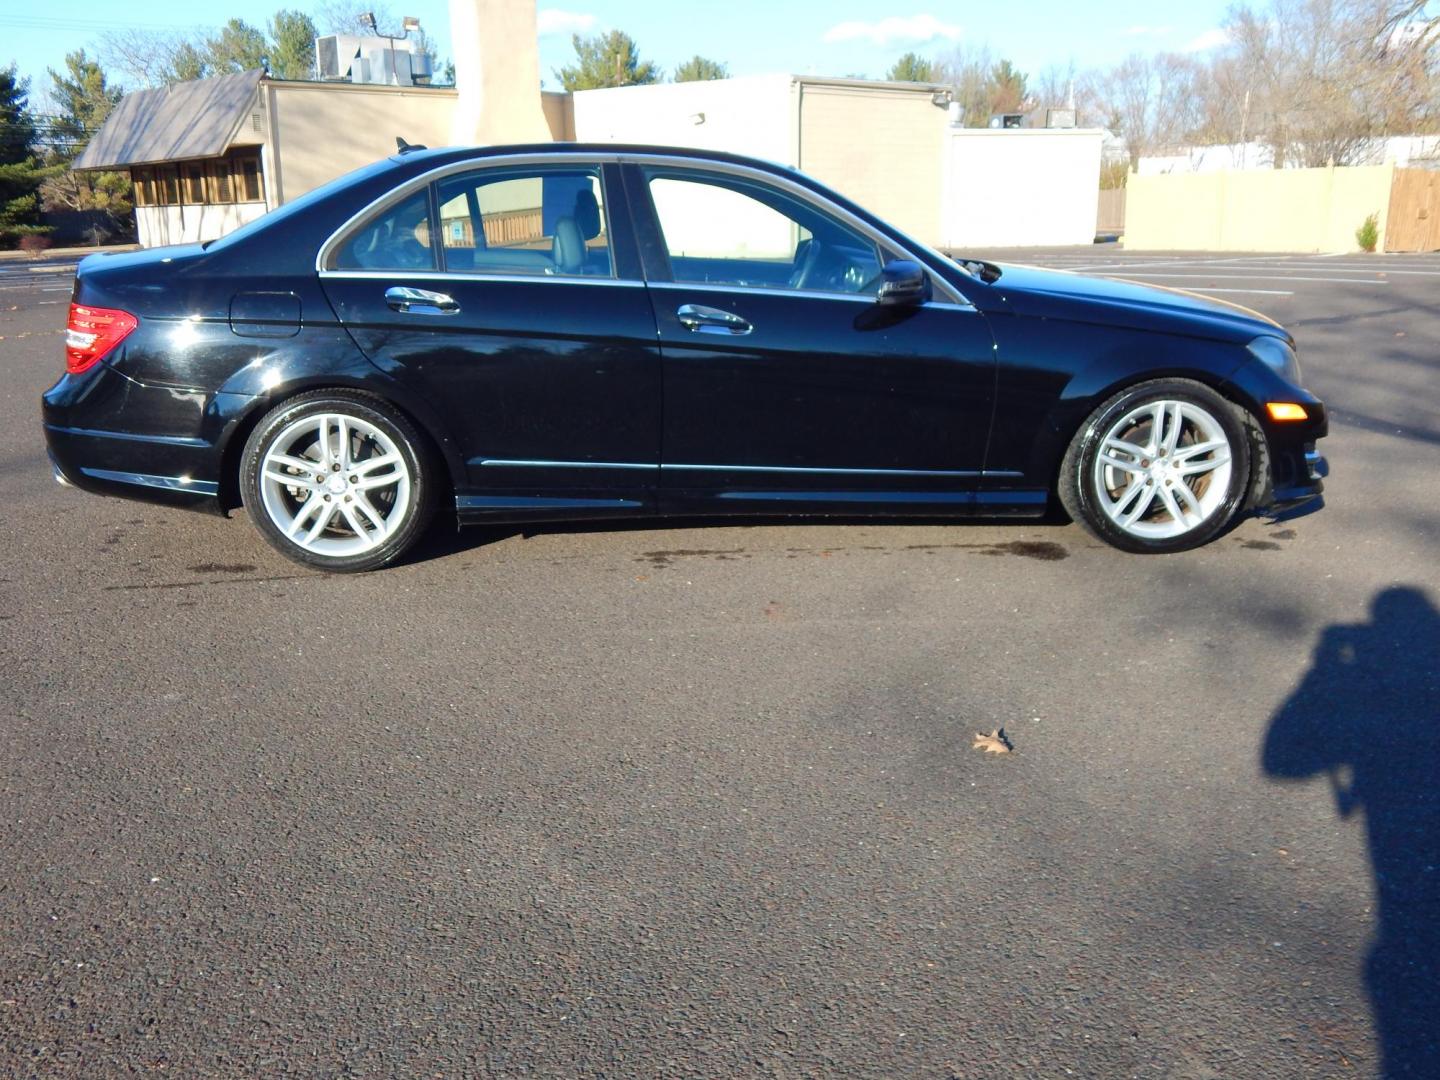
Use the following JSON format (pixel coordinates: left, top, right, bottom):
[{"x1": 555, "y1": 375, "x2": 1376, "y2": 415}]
[{"x1": 552, "y1": 217, "x2": 585, "y2": 274}]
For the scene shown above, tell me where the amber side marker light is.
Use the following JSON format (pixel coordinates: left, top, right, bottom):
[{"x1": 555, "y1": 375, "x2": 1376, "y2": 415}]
[{"x1": 1267, "y1": 402, "x2": 1309, "y2": 422}]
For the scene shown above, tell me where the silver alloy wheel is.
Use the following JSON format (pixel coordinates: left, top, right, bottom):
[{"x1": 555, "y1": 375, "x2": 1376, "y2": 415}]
[
  {"x1": 1092, "y1": 399, "x2": 1233, "y2": 540},
  {"x1": 259, "y1": 412, "x2": 412, "y2": 557}
]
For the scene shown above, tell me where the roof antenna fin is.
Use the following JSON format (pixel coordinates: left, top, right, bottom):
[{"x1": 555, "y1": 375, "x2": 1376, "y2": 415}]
[{"x1": 395, "y1": 136, "x2": 427, "y2": 154}]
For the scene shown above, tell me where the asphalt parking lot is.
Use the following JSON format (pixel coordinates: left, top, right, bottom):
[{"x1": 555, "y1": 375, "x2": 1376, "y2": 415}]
[{"x1": 2, "y1": 249, "x2": 1437, "y2": 1077}]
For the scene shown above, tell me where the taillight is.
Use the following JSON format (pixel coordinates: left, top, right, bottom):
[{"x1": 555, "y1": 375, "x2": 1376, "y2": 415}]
[{"x1": 65, "y1": 303, "x2": 137, "y2": 374}]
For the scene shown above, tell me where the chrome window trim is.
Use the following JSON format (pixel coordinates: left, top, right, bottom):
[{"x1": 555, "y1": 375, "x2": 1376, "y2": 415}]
[
  {"x1": 646, "y1": 280, "x2": 876, "y2": 306},
  {"x1": 313, "y1": 150, "x2": 973, "y2": 307},
  {"x1": 320, "y1": 155, "x2": 623, "y2": 280},
  {"x1": 319, "y1": 269, "x2": 639, "y2": 288}
]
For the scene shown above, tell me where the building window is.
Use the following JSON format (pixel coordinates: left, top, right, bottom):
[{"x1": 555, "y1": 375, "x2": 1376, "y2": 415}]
[
  {"x1": 130, "y1": 167, "x2": 152, "y2": 207},
  {"x1": 159, "y1": 166, "x2": 180, "y2": 206},
  {"x1": 124, "y1": 149, "x2": 264, "y2": 208},
  {"x1": 208, "y1": 159, "x2": 233, "y2": 203},
  {"x1": 236, "y1": 152, "x2": 263, "y2": 202},
  {"x1": 182, "y1": 162, "x2": 206, "y2": 204}
]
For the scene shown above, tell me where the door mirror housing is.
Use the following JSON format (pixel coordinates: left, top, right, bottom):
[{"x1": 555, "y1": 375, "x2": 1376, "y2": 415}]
[{"x1": 876, "y1": 260, "x2": 929, "y2": 307}]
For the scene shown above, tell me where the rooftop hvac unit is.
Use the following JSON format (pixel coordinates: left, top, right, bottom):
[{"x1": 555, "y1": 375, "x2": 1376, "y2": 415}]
[
  {"x1": 988, "y1": 113, "x2": 1025, "y2": 129},
  {"x1": 1046, "y1": 108, "x2": 1077, "y2": 129},
  {"x1": 314, "y1": 34, "x2": 431, "y2": 85}
]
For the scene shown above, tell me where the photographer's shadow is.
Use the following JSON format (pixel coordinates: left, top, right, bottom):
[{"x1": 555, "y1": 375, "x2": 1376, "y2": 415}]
[{"x1": 1263, "y1": 587, "x2": 1440, "y2": 1077}]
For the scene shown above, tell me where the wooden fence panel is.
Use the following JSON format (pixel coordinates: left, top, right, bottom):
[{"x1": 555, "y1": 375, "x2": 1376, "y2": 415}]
[
  {"x1": 1096, "y1": 188, "x2": 1126, "y2": 235},
  {"x1": 1386, "y1": 169, "x2": 1440, "y2": 252}
]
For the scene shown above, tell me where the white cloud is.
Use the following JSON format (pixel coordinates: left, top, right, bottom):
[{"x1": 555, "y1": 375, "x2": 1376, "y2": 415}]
[
  {"x1": 822, "y1": 14, "x2": 964, "y2": 47},
  {"x1": 537, "y1": 9, "x2": 597, "y2": 37},
  {"x1": 1184, "y1": 28, "x2": 1231, "y2": 52}
]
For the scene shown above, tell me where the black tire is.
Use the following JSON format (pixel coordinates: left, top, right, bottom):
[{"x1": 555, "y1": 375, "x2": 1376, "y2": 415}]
[
  {"x1": 1058, "y1": 378, "x2": 1252, "y2": 554},
  {"x1": 240, "y1": 390, "x2": 436, "y2": 572}
]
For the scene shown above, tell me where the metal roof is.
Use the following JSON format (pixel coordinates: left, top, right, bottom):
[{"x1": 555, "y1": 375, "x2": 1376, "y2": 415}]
[{"x1": 74, "y1": 70, "x2": 263, "y2": 171}]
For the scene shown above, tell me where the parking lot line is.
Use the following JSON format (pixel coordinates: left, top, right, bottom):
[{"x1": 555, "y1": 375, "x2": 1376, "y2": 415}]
[
  {"x1": 1154, "y1": 287, "x2": 1295, "y2": 296},
  {"x1": 1096, "y1": 273, "x2": 1389, "y2": 285}
]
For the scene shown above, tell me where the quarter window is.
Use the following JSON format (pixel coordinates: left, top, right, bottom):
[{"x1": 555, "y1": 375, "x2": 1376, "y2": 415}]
[
  {"x1": 435, "y1": 168, "x2": 611, "y2": 278},
  {"x1": 333, "y1": 190, "x2": 436, "y2": 271},
  {"x1": 645, "y1": 171, "x2": 883, "y2": 295}
]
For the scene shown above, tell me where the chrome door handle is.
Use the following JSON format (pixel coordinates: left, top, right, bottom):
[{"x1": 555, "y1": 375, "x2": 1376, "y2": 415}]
[
  {"x1": 676, "y1": 303, "x2": 752, "y2": 335},
  {"x1": 385, "y1": 286, "x2": 460, "y2": 315}
]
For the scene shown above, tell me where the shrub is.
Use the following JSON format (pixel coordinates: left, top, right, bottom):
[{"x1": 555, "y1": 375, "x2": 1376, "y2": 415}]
[
  {"x1": 18, "y1": 233, "x2": 53, "y2": 255},
  {"x1": 1099, "y1": 160, "x2": 1130, "y2": 190},
  {"x1": 1355, "y1": 213, "x2": 1379, "y2": 253}
]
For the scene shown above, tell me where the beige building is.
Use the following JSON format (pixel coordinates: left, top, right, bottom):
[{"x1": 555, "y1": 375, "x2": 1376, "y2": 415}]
[{"x1": 570, "y1": 74, "x2": 950, "y2": 246}]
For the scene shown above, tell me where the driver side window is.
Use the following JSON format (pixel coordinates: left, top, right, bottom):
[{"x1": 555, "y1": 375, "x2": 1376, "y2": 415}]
[
  {"x1": 645, "y1": 171, "x2": 881, "y2": 295},
  {"x1": 333, "y1": 190, "x2": 436, "y2": 271}
]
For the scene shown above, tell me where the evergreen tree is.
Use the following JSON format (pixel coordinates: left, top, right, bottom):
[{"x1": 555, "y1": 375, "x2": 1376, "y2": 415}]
[
  {"x1": 886, "y1": 53, "x2": 935, "y2": 82},
  {"x1": 0, "y1": 64, "x2": 54, "y2": 245},
  {"x1": 555, "y1": 30, "x2": 659, "y2": 91},
  {"x1": 987, "y1": 59, "x2": 1030, "y2": 114},
  {"x1": 206, "y1": 18, "x2": 270, "y2": 75},
  {"x1": 269, "y1": 10, "x2": 319, "y2": 80},
  {"x1": 43, "y1": 52, "x2": 132, "y2": 241},
  {"x1": 47, "y1": 50, "x2": 122, "y2": 160},
  {"x1": 673, "y1": 56, "x2": 729, "y2": 82}
]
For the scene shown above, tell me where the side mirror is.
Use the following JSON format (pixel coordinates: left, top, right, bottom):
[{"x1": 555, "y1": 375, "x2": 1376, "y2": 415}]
[{"x1": 876, "y1": 259, "x2": 929, "y2": 307}]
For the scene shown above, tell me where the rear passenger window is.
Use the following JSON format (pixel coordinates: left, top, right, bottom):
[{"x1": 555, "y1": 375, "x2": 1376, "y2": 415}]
[
  {"x1": 334, "y1": 190, "x2": 436, "y2": 271},
  {"x1": 435, "y1": 168, "x2": 611, "y2": 278}
]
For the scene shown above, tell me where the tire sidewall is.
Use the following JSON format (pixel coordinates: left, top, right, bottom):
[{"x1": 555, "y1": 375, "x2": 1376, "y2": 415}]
[
  {"x1": 1065, "y1": 379, "x2": 1252, "y2": 554},
  {"x1": 240, "y1": 391, "x2": 433, "y2": 572}
]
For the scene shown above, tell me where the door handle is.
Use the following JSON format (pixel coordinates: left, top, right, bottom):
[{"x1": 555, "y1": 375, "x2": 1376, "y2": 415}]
[
  {"x1": 385, "y1": 286, "x2": 460, "y2": 315},
  {"x1": 676, "y1": 303, "x2": 752, "y2": 336}
]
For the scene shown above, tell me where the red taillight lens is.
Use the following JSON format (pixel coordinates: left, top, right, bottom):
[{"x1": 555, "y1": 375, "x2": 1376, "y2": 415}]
[{"x1": 65, "y1": 303, "x2": 137, "y2": 374}]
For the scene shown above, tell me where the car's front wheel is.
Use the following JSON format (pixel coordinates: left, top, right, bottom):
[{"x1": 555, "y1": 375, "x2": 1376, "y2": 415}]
[
  {"x1": 240, "y1": 391, "x2": 435, "y2": 572},
  {"x1": 1059, "y1": 379, "x2": 1252, "y2": 553}
]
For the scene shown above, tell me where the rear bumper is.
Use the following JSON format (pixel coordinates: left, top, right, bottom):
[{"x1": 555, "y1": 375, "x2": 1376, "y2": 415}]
[{"x1": 42, "y1": 364, "x2": 227, "y2": 512}]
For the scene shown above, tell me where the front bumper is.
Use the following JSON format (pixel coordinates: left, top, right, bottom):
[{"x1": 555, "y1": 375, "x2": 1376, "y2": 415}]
[{"x1": 1271, "y1": 444, "x2": 1327, "y2": 506}]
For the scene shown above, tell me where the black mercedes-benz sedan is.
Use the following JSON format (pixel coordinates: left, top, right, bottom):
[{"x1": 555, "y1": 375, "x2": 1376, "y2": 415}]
[{"x1": 43, "y1": 143, "x2": 1327, "y2": 571}]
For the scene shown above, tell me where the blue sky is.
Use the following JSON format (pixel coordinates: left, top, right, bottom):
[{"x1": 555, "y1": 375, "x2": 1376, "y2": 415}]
[{"x1": 3, "y1": 2, "x2": 1235, "y2": 100}]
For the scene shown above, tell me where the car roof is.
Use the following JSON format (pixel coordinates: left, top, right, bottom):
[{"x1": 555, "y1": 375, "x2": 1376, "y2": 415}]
[{"x1": 384, "y1": 142, "x2": 801, "y2": 177}]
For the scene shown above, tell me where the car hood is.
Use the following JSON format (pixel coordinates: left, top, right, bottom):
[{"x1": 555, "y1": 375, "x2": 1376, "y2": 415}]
[{"x1": 975, "y1": 263, "x2": 1287, "y2": 344}]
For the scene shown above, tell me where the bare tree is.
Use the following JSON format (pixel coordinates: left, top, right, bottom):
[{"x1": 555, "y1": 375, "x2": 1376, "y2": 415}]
[
  {"x1": 1220, "y1": 0, "x2": 1439, "y2": 167},
  {"x1": 99, "y1": 30, "x2": 209, "y2": 88},
  {"x1": 933, "y1": 44, "x2": 997, "y2": 126},
  {"x1": 1091, "y1": 52, "x2": 1205, "y2": 167},
  {"x1": 1027, "y1": 61, "x2": 1079, "y2": 125}
]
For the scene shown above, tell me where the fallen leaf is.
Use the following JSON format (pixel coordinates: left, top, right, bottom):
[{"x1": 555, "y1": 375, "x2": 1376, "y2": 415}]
[{"x1": 973, "y1": 728, "x2": 1013, "y2": 754}]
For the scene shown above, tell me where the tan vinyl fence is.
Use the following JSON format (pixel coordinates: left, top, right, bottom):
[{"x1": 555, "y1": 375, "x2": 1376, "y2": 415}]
[
  {"x1": 1385, "y1": 169, "x2": 1440, "y2": 252},
  {"x1": 1124, "y1": 163, "x2": 1396, "y2": 251}
]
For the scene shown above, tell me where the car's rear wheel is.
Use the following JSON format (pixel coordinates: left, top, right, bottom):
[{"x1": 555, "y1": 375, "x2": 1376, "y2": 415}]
[
  {"x1": 240, "y1": 391, "x2": 434, "y2": 572},
  {"x1": 1059, "y1": 379, "x2": 1251, "y2": 553}
]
